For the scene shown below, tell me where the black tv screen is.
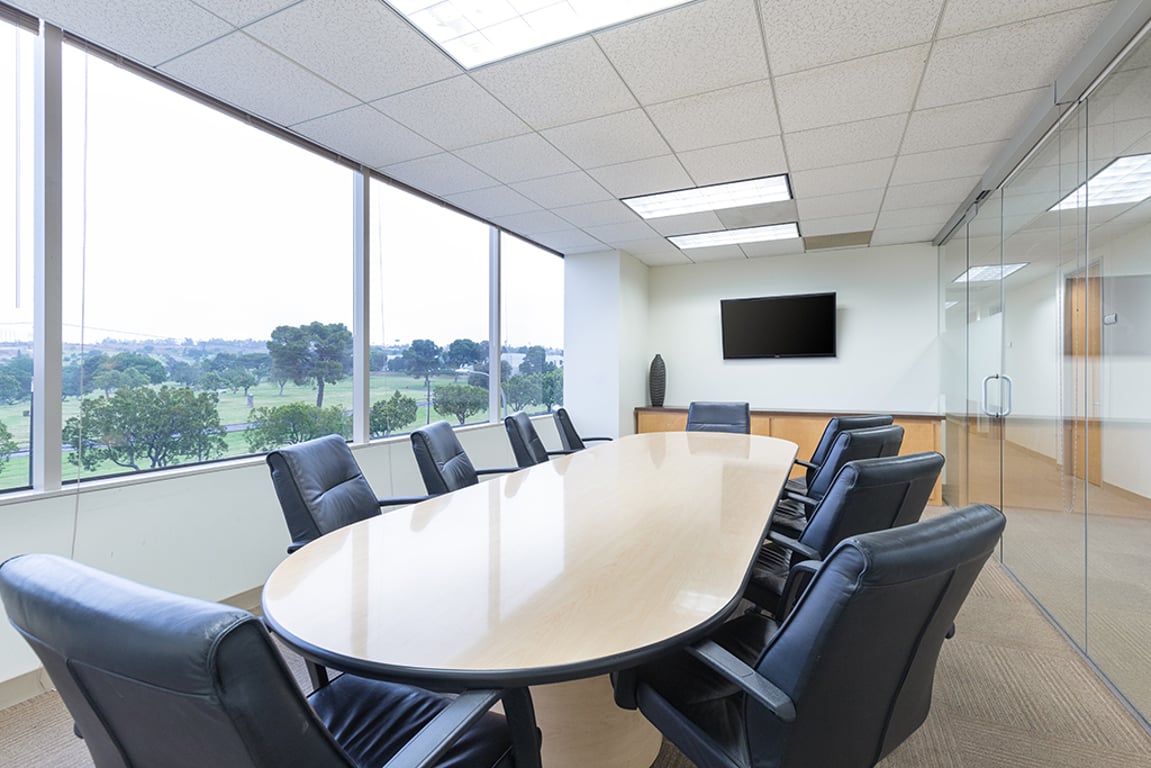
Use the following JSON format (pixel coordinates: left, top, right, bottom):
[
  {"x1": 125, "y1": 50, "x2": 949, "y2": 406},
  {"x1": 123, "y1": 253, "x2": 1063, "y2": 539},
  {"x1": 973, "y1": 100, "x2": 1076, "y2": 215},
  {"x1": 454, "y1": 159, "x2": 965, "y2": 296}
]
[{"x1": 721, "y1": 292, "x2": 837, "y2": 359}]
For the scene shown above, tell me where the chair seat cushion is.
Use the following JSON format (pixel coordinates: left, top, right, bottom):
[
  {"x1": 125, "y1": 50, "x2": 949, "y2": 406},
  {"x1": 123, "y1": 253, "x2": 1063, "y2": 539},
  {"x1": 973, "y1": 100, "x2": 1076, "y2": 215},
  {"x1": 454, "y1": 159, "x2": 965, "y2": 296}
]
[
  {"x1": 745, "y1": 543, "x2": 791, "y2": 616},
  {"x1": 309, "y1": 674, "x2": 513, "y2": 768},
  {"x1": 770, "y1": 498, "x2": 808, "y2": 535}
]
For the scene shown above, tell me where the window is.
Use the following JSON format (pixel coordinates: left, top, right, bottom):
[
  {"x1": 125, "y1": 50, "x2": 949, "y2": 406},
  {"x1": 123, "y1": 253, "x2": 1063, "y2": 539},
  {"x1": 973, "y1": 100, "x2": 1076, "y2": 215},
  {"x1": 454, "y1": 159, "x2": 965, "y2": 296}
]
[
  {"x1": 60, "y1": 46, "x2": 351, "y2": 480},
  {"x1": 500, "y1": 233, "x2": 563, "y2": 417},
  {"x1": 0, "y1": 20, "x2": 35, "y2": 491}
]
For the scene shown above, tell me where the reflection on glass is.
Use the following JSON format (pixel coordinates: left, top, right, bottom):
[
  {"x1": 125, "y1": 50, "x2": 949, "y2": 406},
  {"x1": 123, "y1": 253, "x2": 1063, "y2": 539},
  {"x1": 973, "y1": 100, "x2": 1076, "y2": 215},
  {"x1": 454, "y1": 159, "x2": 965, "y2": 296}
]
[
  {"x1": 500, "y1": 232, "x2": 564, "y2": 418},
  {"x1": 0, "y1": 21, "x2": 35, "y2": 492},
  {"x1": 60, "y1": 46, "x2": 351, "y2": 480},
  {"x1": 369, "y1": 180, "x2": 490, "y2": 433}
]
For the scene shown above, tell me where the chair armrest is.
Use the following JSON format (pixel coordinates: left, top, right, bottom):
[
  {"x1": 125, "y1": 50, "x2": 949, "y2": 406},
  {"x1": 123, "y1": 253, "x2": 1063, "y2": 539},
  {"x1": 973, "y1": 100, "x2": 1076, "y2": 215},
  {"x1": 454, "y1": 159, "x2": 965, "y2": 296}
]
[
  {"x1": 475, "y1": 466, "x2": 519, "y2": 476},
  {"x1": 583, "y1": 436, "x2": 613, "y2": 443},
  {"x1": 793, "y1": 458, "x2": 818, "y2": 470},
  {"x1": 685, "y1": 641, "x2": 795, "y2": 722},
  {"x1": 784, "y1": 490, "x2": 820, "y2": 509},
  {"x1": 766, "y1": 530, "x2": 821, "y2": 562},
  {"x1": 545, "y1": 449, "x2": 579, "y2": 457},
  {"x1": 776, "y1": 560, "x2": 820, "y2": 621},
  {"x1": 384, "y1": 690, "x2": 506, "y2": 768},
  {"x1": 378, "y1": 496, "x2": 433, "y2": 508}
]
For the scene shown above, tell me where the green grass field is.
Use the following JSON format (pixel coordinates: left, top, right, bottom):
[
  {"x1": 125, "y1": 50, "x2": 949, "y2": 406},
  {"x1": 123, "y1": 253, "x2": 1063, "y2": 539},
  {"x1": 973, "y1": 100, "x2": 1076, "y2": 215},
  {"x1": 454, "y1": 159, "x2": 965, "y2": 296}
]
[{"x1": 0, "y1": 371, "x2": 545, "y2": 490}]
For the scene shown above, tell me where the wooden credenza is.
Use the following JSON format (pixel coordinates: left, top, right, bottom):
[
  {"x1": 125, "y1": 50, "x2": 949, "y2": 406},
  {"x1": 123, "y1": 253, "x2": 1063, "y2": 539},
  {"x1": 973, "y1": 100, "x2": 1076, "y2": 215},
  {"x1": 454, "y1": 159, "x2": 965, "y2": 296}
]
[{"x1": 635, "y1": 407, "x2": 943, "y2": 505}]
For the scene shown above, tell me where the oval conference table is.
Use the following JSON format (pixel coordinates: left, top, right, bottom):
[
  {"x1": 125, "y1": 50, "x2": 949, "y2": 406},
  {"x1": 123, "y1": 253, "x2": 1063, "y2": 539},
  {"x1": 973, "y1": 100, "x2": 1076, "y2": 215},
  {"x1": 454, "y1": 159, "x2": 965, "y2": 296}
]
[{"x1": 263, "y1": 431, "x2": 797, "y2": 768}]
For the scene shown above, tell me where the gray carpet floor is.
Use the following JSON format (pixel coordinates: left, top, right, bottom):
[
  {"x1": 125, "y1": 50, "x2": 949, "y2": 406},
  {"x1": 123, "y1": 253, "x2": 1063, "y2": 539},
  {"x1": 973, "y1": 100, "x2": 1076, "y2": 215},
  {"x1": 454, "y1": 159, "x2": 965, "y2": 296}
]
[{"x1": 2, "y1": 556, "x2": 1149, "y2": 767}]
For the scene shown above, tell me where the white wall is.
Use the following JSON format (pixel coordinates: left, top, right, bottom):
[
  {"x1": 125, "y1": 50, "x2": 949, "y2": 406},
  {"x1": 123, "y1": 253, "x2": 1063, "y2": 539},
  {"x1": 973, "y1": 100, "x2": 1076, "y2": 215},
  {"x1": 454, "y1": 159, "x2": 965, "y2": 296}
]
[
  {"x1": 0, "y1": 421, "x2": 524, "y2": 697},
  {"x1": 645, "y1": 243, "x2": 941, "y2": 413}
]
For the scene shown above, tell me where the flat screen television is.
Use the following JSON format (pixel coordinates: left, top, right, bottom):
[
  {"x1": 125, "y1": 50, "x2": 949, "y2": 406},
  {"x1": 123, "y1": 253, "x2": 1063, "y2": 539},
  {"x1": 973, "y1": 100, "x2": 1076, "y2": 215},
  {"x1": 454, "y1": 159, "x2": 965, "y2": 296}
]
[{"x1": 721, "y1": 292, "x2": 837, "y2": 359}]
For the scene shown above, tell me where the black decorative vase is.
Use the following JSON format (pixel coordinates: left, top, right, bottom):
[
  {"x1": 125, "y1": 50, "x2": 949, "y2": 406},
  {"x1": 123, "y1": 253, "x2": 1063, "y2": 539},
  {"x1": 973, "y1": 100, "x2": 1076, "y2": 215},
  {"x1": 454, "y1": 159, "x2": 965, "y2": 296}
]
[{"x1": 649, "y1": 354, "x2": 666, "y2": 408}]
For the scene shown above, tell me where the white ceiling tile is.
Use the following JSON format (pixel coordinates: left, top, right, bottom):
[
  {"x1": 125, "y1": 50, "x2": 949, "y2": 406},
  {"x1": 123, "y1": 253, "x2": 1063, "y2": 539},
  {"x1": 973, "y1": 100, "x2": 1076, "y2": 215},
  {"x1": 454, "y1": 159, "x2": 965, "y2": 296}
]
[
  {"x1": 889, "y1": 141, "x2": 1009, "y2": 186},
  {"x1": 870, "y1": 224, "x2": 942, "y2": 245},
  {"x1": 761, "y1": 0, "x2": 945, "y2": 75},
  {"x1": 489, "y1": 210, "x2": 574, "y2": 235},
  {"x1": 876, "y1": 204, "x2": 957, "y2": 230},
  {"x1": 189, "y1": 0, "x2": 296, "y2": 26},
  {"x1": 444, "y1": 186, "x2": 540, "y2": 218},
  {"x1": 470, "y1": 37, "x2": 639, "y2": 129},
  {"x1": 677, "y1": 137, "x2": 788, "y2": 187},
  {"x1": 646, "y1": 80, "x2": 780, "y2": 153},
  {"x1": 902, "y1": 88, "x2": 1047, "y2": 153},
  {"x1": 511, "y1": 172, "x2": 614, "y2": 209},
  {"x1": 716, "y1": 200, "x2": 798, "y2": 229},
  {"x1": 785, "y1": 114, "x2": 907, "y2": 170},
  {"x1": 595, "y1": 0, "x2": 769, "y2": 105},
  {"x1": 917, "y1": 6, "x2": 1113, "y2": 109},
  {"x1": 379, "y1": 153, "x2": 498, "y2": 195},
  {"x1": 625, "y1": 248, "x2": 694, "y2": 267},
  {"x1": 17, "y1": 0, "x2": 233, "y2": 65},
  {"x1": 800, "y1": 213, "x2": 878, "y2": 237},
  {"x1": 791, "y1": 158, "x2": 895, "y2": 198},
  {"x1": 244, "y1": 0, "x2": 461, "y2": 101},
  {"x1": 454, "y1": 134, "x2": 578, "y2": 182},
  {"x1": 797, "y1": 188, "x2": 885, "y2": 220},
  {"x1": 372, "y1": 76, "x2": 530, "y2": 149},
  {"x1": 293, "y1": 104, "x2": 440, "y2": 166},
  {"x1": 740, "y1": 239, "x2": 807, "y2": 258},
  {"x1": 587, "y1": 156, "x2": 693, "y2": 198},
  {"x1": 553, "y1": 200, "x2": 642, "y2": 227},
  {"x1": 683, "y1": 244, "x2": 748, "y2": 263},
  {"x1": 530, "y1": 229, "x2": 609, "y2": 254},
  {"x1": 883, "y1": 176, "x2": 981, "y2": 210},
  {"x1": 937, "y1": 0, "x2": 1110, "y2": 38},
  {"x1": 774, "y1": 44, "x2": 929, "y2": 132},
  {"x1": 646, "y1": 211, "x2": 726, "y2": 236},
  {"x1": 583, "y1": 221, "x2": 662, "y2": 244},
  {"x1": 542, "y1": 110, "x2": 671, "y2": 168},
  {"x1": 161, "y1": 32, "x2": 358, "y2": 126}
]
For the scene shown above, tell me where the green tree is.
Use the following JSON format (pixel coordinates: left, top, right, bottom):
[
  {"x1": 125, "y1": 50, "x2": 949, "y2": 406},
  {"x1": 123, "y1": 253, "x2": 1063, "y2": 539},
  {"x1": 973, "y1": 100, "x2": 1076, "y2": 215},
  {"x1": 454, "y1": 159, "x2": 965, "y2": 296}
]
[
  {"x1": 109, "y1": 351, "x2": 168, "y2": 384},
  {"x1": 267, "y1": 322, "x2": 353, "y2": 408},
  {"x1": 0, "y1": 419, "x2": 16, "y2": 475},
  {"x1": 198, "y1": 371, "x2": 225, "y2": 392},
  {"x1": 245, "y1": 402, "x2": 350, "y2": 452},
  {"x1": 62, "y1": 385, "x2": 228, "y2": 471},
  {"x1": 468, "y1": 359, "x2": 512, "y2": 390},
  {"x1": 401, "y1": 339, "x2": 443, "y2": 388},
  {"x1": 503, "y1": 374, "x2": 539, "y2": 412},
  {"x1": 433, "y1": 383, "x2": 488, "y2": 425},
  {"x1": 369, "y1": 347, "x2": 389, "y2": 372},
  {"x1": 369, "y1": 391, "x2": 419, "y2": 437},
  {"x1": 1, "y1": 354, "x2": 33, "y2": 400},
  {"x1": 225, "y1": 368, "x2": 257, "y2": 395},
  {"x1": 517, "y1": 345, "x2": 553, "y2": 375},
  {"x1": 0, "y1": 372, "x2": 24, "y2": 405},
  {"x1": 445, "y1": 338, "x2": 484, "y2": 381},
  {"x1": 540, "y1": 368, "x2": 563, "y2": 412}
]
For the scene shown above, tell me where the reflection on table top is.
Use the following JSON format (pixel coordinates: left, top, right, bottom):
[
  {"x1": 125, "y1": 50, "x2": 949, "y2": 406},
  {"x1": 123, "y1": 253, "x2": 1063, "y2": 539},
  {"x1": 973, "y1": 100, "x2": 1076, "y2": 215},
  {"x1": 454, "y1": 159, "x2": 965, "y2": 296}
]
[{"x1": 262, "y1": 431, "x2": 797, "y2": 687}]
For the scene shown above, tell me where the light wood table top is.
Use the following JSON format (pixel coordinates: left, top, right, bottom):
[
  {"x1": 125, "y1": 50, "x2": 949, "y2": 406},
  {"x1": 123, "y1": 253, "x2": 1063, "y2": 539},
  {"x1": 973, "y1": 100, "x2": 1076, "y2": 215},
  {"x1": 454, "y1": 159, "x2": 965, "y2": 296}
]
[{"x1": 262, "y1": 432, "x2": 796, "y2": 767}]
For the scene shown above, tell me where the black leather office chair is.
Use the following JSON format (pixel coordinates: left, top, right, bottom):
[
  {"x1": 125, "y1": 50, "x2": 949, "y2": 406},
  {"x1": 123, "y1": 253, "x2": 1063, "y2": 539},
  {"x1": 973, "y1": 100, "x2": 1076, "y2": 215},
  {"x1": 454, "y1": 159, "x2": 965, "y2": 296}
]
[
  {"x1": 552, "y1": 408, "x2": 612, "y2": 452},
  {"x1": 746, "y1": 451, "x2": 945, "y2": 616},
  {"x1": 772, "y1": 423, "x2": 904, "y2": 535},
  {"x1": 266, "y1": 434, "x2": 430, "y2": 554},
  {"x1": 787, "y1": 414, "x2": 895, "y2": 495},
  {"x1": 504, "y1": 412, "x2": 576, "y2": 468},
  {"x1": 0, "y1": 553, "x2": 521, "y2": 768},
  {"x1": 685, "y1": 401, "x2": 751, "y2": 434},
  {"x1": 614, "y1": 504, "x2": 1005, "y2": 768},
  {"x1": 410, "y1": 420, "x2": 517, "y2": 495}
]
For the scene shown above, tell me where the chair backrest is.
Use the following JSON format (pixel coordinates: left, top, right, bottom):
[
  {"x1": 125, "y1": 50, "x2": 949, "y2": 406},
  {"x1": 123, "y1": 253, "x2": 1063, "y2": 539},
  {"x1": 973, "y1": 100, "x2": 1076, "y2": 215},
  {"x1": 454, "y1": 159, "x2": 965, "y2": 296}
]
[
  {"x1": 553, "y1": 408, "x2": 585, "y2": 451},
  {"x1": 799, "y1": 451, "x2": 945, "y2": 556},
  {"x1": 266, "y1": 434, "x2": 381, "y2": 553},
  {"x1": 749, "y1": 504, "x2": 1005, "y2": 767},
  {"x1": 805, "y1": 424, "x2": 904, "y2": 500},
  {"x1": 0, "y1": 554, "x2": 355, "y2": 768},
  {"x1": 504, "y1": 412, "x2": 549, "y2": 468},
  {"x1": 805, "y1": 414, "x2": 895, "y2": 485},
  {"x1": 685, "y1": 401, "x2": 751, "y2": 434},
  {"x1": 410, "y1": 420, "x2": 479, "y2": 495}
]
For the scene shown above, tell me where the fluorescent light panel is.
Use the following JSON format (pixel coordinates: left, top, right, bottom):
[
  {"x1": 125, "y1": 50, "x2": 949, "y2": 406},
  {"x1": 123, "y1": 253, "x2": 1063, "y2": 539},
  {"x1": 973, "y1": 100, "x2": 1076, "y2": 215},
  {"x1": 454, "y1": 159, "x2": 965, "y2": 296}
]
[
  {"x1": 669, "y1": 223, "x2": 800, "y2": 249},
  {"x1": 953, "y1": 263, "x2": 1028, "y2": 283},
  {"x1": 383, "y1": 0, "x2": 697, "y2": 69},
  {"x1": 622, "y1": 175, "x2": 792, "y2": 219},
  {"x1": 1050, "y1": 153, "x2": 1151, "y2": 210}
]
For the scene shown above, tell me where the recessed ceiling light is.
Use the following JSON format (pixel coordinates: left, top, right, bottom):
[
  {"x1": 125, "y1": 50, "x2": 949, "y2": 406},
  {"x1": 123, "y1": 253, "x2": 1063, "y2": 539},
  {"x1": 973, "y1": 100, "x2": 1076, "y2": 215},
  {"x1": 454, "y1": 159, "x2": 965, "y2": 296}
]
[
  {"x1": 622, "y1": 175, "x2": 792, "y2": 219},
  {"x1": 668, "y1": 223, "x2": 800, "y2": 249},
  {"x1": 952, "y1": 263, "x2": 1028, "y2": 283},
  {"x1": 1050, "y1": 154, "x2": 1151, "y2": 210},
  {"x1": 382, "y1": 0, "x2": 697, "y2": 69}
]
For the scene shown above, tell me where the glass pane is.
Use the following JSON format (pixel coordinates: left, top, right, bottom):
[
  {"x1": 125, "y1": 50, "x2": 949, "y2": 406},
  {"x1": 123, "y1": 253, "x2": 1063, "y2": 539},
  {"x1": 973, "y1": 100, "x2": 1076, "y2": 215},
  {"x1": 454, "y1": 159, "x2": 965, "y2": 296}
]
[
  {"x1": 500, "y1": 233, "x2": 563, "y2": 418},
  {"x1": 369, "y1": 180, "x2": 490, "y2": 433},
  {"x1": 61, "y1": 47, "x2": 351, "y2": 479},
  {"x1": 0, "y1": 21, "x2": 35, "y2": 492},
  {"x1": 1084, "y1": 34, "x2": 1151, "y2": 718},
  {"x1": 940, "y1": 211, "x2": 970, "y2": 508}
]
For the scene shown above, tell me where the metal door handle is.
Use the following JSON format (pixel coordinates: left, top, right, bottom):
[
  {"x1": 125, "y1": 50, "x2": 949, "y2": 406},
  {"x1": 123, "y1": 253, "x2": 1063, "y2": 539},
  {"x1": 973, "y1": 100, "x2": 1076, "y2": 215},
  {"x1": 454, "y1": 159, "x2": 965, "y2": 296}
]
[
  {"x1": 981, "y1": 374, "x2": 997, "y2": 417},
  {"x1": 1000, "y1": 374, "x2": 1013, "y2": 417}
]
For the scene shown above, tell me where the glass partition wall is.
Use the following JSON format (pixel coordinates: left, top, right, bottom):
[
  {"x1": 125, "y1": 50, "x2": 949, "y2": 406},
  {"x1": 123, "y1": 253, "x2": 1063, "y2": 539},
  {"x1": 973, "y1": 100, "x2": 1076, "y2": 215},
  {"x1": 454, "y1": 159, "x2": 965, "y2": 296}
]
[{"x1": 940, "y1": 28, "x2": 1151, "y2": 722}]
